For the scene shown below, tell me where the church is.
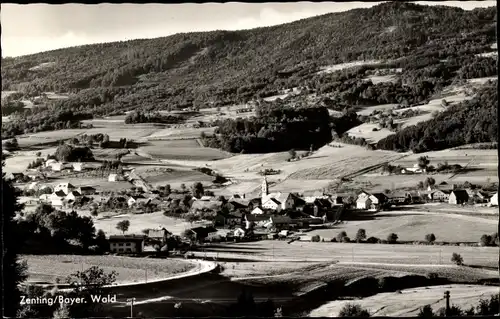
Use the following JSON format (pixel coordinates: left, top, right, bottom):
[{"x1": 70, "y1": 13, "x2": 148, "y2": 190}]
[{"x1": 260, "y1": 176, "x2": 297, "y2": 212}]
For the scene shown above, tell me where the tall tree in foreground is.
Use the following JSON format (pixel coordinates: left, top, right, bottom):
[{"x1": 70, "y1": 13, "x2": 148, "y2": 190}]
[{"x1": 2, "y1": 157, "x2": 28, "y2": 317}]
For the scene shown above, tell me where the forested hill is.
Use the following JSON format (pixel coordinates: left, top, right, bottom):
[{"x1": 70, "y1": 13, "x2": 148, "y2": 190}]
[{"x1": 1, "y1": 2, "x2": 497, "y2": 143}]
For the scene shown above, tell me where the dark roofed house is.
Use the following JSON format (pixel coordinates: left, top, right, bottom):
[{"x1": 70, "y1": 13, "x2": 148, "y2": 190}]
[
  {"x1": 108, "y1": 235, "x2": 146, "y2": 253},
  {"x1": 449, "y1": 190, "x2": 469, "y2": 205},
  {"x1": 269, "y1": 216, "x2": 293, "y2": 230},
  {"x1": 78, "y1": 186, "x2": 96, "y2": 196},
  {"x1": 187, "y1": 226, "x2": 218, "y2": 242}
]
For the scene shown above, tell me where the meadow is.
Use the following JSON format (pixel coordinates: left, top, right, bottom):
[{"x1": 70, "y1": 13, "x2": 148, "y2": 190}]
[
  {"x1": 307, "y1": 208, "x2": 497, "y2": 243},
  {"x1": 193, "y1": 241, "x2": 498, "y2": 269},
  {"x1": 22, "y1": 254, "x2": 196, "y2": 285},
  {"x1": 90, "y1": 212, "x2": 212, "y2": 236},
  {"x1": 138, "y1": 140, "x2": 230, "y2": 161},
  {"x1": 309, "y1": 284, "x2": 499, "y2": 317}
]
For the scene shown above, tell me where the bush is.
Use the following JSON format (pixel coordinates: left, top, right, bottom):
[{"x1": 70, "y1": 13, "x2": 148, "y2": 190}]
[
  {"x1": 355, "y1": 229, "x2": 367, "y2": 243},
  {"x1": 480, "y1": 234, "x2": 492, "y2": 246},
  {"x1": 425, "y1": 233, "x2": 436, "y2": 244},
  {"x1": 341, "y1": 236, "x2": 351, "y2": 243},
  {"x1": 451, "y1": 252, "x2": 464, "y2": 265},
  {"x1": 436, "y1": 305, "x2": 463, "y2": 316},
  {"x1": 417, "y1": 304, "x2": 434, "y2": 318},
  {"x1": 311, "y1": 235, "x2": 321, "y2": 242},
  {"x1": 476, "y1": 294, "x2": 499, "y2": 315},
  {"x1": 366, "y1": 236, "x2": 379, "y2": 244},
  {"x1": 387, "y1": 233, "x2": 398, "y2": 244},
  {"x1": 338, "y1": 303, "x2": 370, "y2": 317},
  {"x1": 336, "y1": 231, "x2": 348, "y2": 242}
]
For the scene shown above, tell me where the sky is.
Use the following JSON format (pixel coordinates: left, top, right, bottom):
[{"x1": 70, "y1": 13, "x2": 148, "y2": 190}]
[{"x1": 1, "y1": 1, "x2": 496, "y2": 58}]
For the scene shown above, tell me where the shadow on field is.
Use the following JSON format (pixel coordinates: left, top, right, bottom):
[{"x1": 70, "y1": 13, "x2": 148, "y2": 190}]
[{"x1": 341, "y1": 211, "x2": 423, "y2": 221}]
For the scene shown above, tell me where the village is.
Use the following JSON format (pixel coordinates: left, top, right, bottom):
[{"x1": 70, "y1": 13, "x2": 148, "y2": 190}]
[{"x1": 6, "y1": 152, "x2": 499, "y2": 256}]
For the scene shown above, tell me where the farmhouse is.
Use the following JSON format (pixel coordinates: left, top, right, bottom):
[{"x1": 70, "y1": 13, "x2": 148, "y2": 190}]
[
  {"x1": 187, "y1": 226, "x2": 218, "y2": 242},
  {"x1": 77, "y1": 186, "x2": 96, "y2": 195},
  {"x1": 49, "y1": 191, "x2": 66, "y2": 207},
  {"x1": 262, "y1": 197, "x2": 282, "y2": 211},
  {"x1": 108, "y1": 173, "x2": 125, "y2": 182},
  {"x1": 267, "y1": 216, "x2": 293, "y2": 230},
  {"x1": 234, "y1": 228, "x2": 246, "y2": 238},
  {"x1": 449, "y1": 190, "x2": 469, "y2": 205},
  {"x1": 356, "y1": 191, "x2": 372, "y2": 210},
  {"x1": 430, "y1": 189, "x2": 452, "y2": 202},
  {"x1": 54, "y1": 182, "x2": 76, "y2": 195},
  {"x1": 215, "y1": 211, "x2": 242, "y2": 227},
  {"x1": 72, "y1": 162, "x2": 86, "y2": 172},
  {"x1": 369, "y1": 193, "x2": 389, "y2": 210},
  {"x1": 45, "y1": 159, "x2": 58, "y2": 168},
  {"x1": 50, "y1": 162, "x2": 64, "y2": 171},
  {"x1": 148, "y1": 227, "x2": 171, "y2": 241},
  {"x1": 108, "y1": 235, "x2": 146, "y2": 253},
  {"x1": 490, "y1": 192, "x2": 498, "y2": 206},
  {"x1": 245, "y1": 214, "x2": 272, "y2": 229},
  {"x1": 65, "y1": 190, "x2": 81, "y2": 202},
  {"x1": 388, "y1": 191, "x2": 410, "y2": 205}
]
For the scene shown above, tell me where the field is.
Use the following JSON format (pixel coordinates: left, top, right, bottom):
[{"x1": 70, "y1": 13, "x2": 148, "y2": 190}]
[
  {"x1": 147, "y1": 127, "x2": 217, "y2": 140},
  {"x1": 3, "y1": 148, "x2": 57, "y2": 173},
  {"x1": 192, "y1": 241, "x2": 498, "y2": 268},
  {"x1": 307, "y1": 206, "x2": 498, "y2": 242},
  {"x1": 89, "y1": 212, "x2": 212, "y2": 236},
  {"x1": 22, "y1": 254, "x2": 196, "y2": 285},
  {"x1": 43, "y1": 177, "x2": 132, "y2": 192},
  {"x1": 309, "y1": 284, "x2": 499, "y2": 317},
  {"x1": 346, "y1": 123, "x2": 395, "y2": 143},
  {"x1": 133, "y1": 166, "x2": 214, "y2": 187},
  {"x1": 317, "y1": 60, "x2": 382, "y2": 74},
  {"x1": 137, "y1": 140, "x2": 230, "y2": 161},
  {"x1": 364, "y1": 74, "x2": 398, "y2": 84}
]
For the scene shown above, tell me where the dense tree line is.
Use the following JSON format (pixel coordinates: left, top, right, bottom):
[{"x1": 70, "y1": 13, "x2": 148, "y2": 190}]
[
  {"x1": 55, "y1": 144, "x2": 95, "y2": 162},
  {"x1": 203, "y1": 104, "x2": 331, "y2": 153},
  {"x1": 124, "y1": 110, "x2": 186, "y2": 124},
  {"x1": 1, "y1": 2, "x2": 495, "y2": 127},
  {"x1": 377, "y1": 84, "x2": 498, "y2": 152}
]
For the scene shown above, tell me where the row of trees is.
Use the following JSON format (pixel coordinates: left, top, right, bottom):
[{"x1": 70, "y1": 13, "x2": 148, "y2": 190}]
[{"x1": 124, "y1": 110, "x2": 186, "y2": 124}]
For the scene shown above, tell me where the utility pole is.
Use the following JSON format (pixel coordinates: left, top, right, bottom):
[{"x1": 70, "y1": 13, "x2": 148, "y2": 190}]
[
  {"x1": 127, "y1": 298, "x2": 136, "y2": 318},
  {"x1": 444, "y1": 291, "x2": 450, "y2": 317}
]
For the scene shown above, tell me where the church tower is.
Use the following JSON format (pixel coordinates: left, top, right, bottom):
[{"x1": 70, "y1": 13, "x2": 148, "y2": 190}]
[{"x1": 261, "y1": 176, "x2": 269, "y2": 201}]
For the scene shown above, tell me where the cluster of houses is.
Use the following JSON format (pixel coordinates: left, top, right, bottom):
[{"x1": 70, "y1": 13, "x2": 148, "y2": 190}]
[{"x1": 38, "y1": 182, "x2": 97, "y2": 207}]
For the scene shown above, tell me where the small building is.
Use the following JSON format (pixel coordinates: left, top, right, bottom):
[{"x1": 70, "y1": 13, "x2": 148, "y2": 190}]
[
  {"x1": 234, "y1": 228, "x2": 246, "y2": 238},
  {"x1": 449, "y1": 190, "x2": 469, "y2": 205},
  {"x1": 65, "y1": 190, "x2": 81, "y2": 202},
  {"x1": 187, "y1": 226, "x2": 218, "y2": 242},
  {"x1": 356, "y1": 191, "x2": 372, "y2": 210},
  {"x1": 108, "y1": 235, "x2": 146, "y2": 253},
  {"x1": 54, "y1": 182, "x2": 76, "y2": 195},
  {"x1": 430, "y1": 189, "x2": 452, "y2": 202},
  {"x1": 45, "y1": 159, "x2": 58, "y2": 168},
  {"x1": 199, "y1": 195, "x2": 213, "y2": 201},
  {"x1": 78, "y1": 186, "x2": 96, "y2": 196},
  {"x1": 329, "y1": 196, "x2": 343, "y2": 206},
  {"x1": 262, "y1": 197, "x2": 282, "y2": 211},
  {"x1": 215, "y1": 211, "x2": 242, "y2": 227},
  {"x1": 108, "y1": 173, "x2": 125, "y2": 182},
  {"x1": 72, "y1": 162, "x2": 85, "y2": 172},
  {"x1": 50, "y1": 162, "x2": 64, "y2": 172},
  {"x1": 6, "y1": 172, "x2": 25, "y2": 182},
  {"x1": 251, "y1": 207, "x2": 264, "y2": 215},
  {"x1": 148, "y1": 228, "x2": 171, "y2": 241},
  {"x1": 490, "y1": 192, "x2": 498, "y2": 206},
  {"x1": 267, "y1": 216, "x2": 293, "y2": 230},
  {"x1": 369, "y1": 193, "x2": 389, "y2": 210},
  {"x1": 245, "y1": 214, "x2": 272, "y2": 229}
]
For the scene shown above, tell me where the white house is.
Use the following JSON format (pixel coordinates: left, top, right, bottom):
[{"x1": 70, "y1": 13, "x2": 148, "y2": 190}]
[
  {"x1": 54, "y1": 182, "x2": 75, "y2": 195},
  {"x1": 45, "y1": 159, "x2": 58, "y2": 168},
  {"x1": 50, "y1": 162, "x2": 64, "y2": 172},
  {"x1": 234, "y1": 228, "x2": 246, "y2": 238},
  {"x1": 108, "y1": 173, "x2": 125, "y2": 182},
  {"x1": 65, "y1": 190, "x2": 81, "y2": 202},
  {"x1": 50, "y1": 191, "x2": 66, "y2": 207},
  {"x1": 490, "y1": 192, "x2": 498, "y2": 206},
  {"x1": 72, "y1": 163, "x2": 85, "y2": 172},
  {"x1": 262, "y1": 198, "x2": 281, "y2": 211},
  {"x1": 356, "y1": 192, "x2": 372, "y2": 210},
  {"x1": 251, "y1": 207, "x2": 264, "y2": 215}
]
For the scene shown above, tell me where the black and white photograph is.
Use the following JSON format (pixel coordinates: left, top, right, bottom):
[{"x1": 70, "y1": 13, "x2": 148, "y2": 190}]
[{"x1": 1, "y1": 1, "x2": 499, "y2": 318}]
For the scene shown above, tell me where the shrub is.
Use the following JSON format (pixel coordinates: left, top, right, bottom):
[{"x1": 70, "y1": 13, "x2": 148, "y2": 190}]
[
  {"x1": 311, "y1": 235, "x2": 321, "y2": 242},
  {"x1": 366, "y1": 236, "x2": 379, "y2": 244},
  {"x1": 426, "y1": 272, "x2": 439, "y2": 280},
  {"x1": 338, "y1": 303, "x2": 370, "y2": 317},
  {"x1": 417, "y1": 305, "x2": 434, "y2": 318},
  {"x1": 355, "y1": 229, "x2": 367, "y2": 243},
  {"x1": 480, "y1": 234, "x2": 492, "y2": 246},
  {"x1": 336, "y1": 231, "x2": 348, "y2": 242},
  {"x1": 330, "y1": 238, "x2": 337, "y2": 242},
  {"x1": 476, "y1": 294, "x2": 499, "y2": 315},
  {"x1": 387, "y1": 233, "x2": 398, "y2": 244},
  {"x1": 451, "y1": 252, "x2": 464, "y2": 265},
  {"x1": 425, "y1": 233, "x2": 436, "y2": 244},
  {"x1": 341, "y1": 236, "x2": 351, "y2": 243},
  {"x1": 436, "y1": 305, "x2": 463, "y2": 316}
]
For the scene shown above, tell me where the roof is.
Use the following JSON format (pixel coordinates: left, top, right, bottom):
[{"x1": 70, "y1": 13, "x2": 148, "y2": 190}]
[
  {"x1": 189, "y1": 226, "x2": 218, "y2": 235},
  {"x1": 191, "y1": 200, "x2": 222, "y2": 211},
  {"x1": 148, "y1": 229, "x2": 170, "y2": 238},
  {"x1": 66, "y1": 190, "x2": 81, "y2": 197},
  {"x1": 451, "y1": 190, "x2": 469, "y2": 200},
  {"x1": 228, "y1": 199, "x2": 249, "y2": 208},
  {"x1": 200, "y1": 196, "x2": 214, "y2": 201},
  {"x1": 57, "y1": 182, "x2": 75, "y2": 188},
  {"x1": 246, "y1": 214, "x2": 272, "y2": 222},
  {"x1": 79, "y1": 186, "x2": 96, "y2": 190},
  {"x1": 109, "y1": 235, "x2": 146, "y2": 242},
  {"x1": 270, "y1": 216, "x2": 293, "y2": 224},
  {"x1": 371, "y1": 193, "x2": 388, "y2": 201},
  {"x1": 54, "y1": 190, "x2": 66, "y2": 197}
]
